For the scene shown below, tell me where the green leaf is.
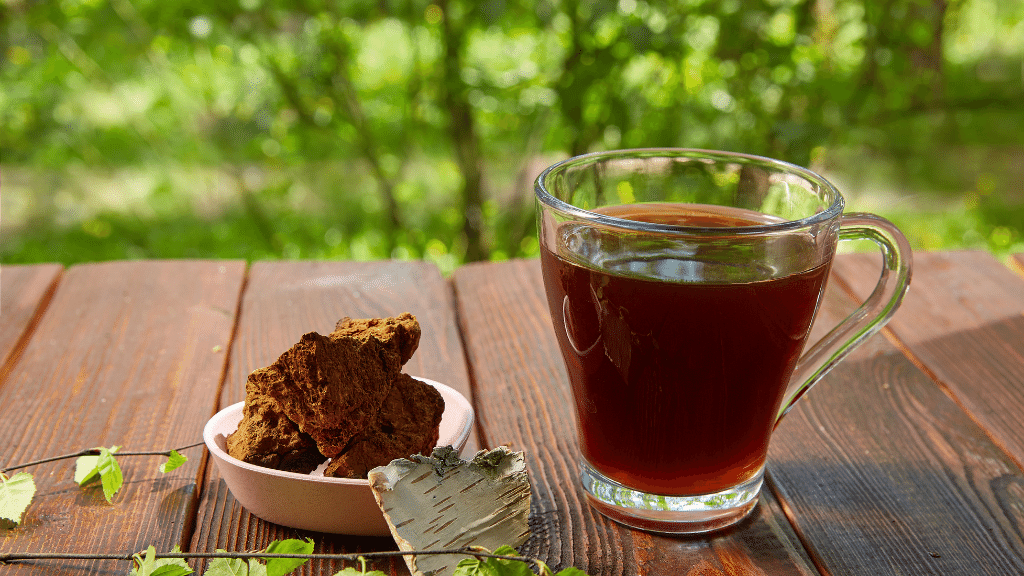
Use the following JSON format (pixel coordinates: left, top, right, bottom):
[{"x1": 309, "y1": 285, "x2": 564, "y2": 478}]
[
  {"x1": 333, "y1": 556, "x2": 387, "y2": 576},
  {"x1": 74, "y1": 455, "x2": 101, "y2": 485},
  {"x1": 160, "y1": 450, "x2": 188, "y2": 473},
  {"x1": 247, "y1": 559, "x2": 268, "y2": 576},
  {"x1": 75, "y1": 446, "x2": 120, "y2": 490},
  {"x1": 553, "y1": 569, "x2": 591, "y2": 576},
  {"x1": 128, "y1": 547, "x2": 156, "y2": 576},
  {"x1": 452, "y1": 557, "x2": 500, "y2": 576},
  {"x1": 453, "y1": 546, "x2": 534, "y2": 576},
  {"x1": 130, "y1": 546, "x2": 193, "y2": 576},
  {"x1": 264, "y1": 538, "x2": 313, "y2": 576},
  {"x1": 151, "y1": 565, "x2": 195, "y2": 576},
  {"x1": 0, "y1": 472, "x2": 36, "y2": 525},
  {"x1": 96, "y1": 447, "x2": 123, "y2": 502},
  {"x1": 204, "y1": 554, "x2": 248, "y2": 576}
]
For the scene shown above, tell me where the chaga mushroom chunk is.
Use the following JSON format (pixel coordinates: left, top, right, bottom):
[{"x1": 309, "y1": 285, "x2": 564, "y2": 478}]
[
  {"x1": 226, "y1": 312, "x2": 443, "y2": 478},
  {"x1": 323, "y1": 373, "x2": 445, "y2": 479},
  {"x1": 332, "y1": 312, "x2": 421, "y2": 365}
]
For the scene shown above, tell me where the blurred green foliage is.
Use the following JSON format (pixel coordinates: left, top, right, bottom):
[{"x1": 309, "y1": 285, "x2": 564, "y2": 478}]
[{"x1": 2, "y1": 0, "x2": 1023, "y2": 271}]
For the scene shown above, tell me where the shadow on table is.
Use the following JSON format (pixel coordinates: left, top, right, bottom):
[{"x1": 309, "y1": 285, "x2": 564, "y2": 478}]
[{"x1": 766, "y1": 316, "x2": 1024, "y2": 575}]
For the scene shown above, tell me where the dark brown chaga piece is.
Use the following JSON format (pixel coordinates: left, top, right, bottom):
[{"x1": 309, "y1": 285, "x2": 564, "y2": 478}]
[
  {"x1": 258, "y1": 331, "x2": 403, "y2": 458},
  {"x1": 332, "y1": 313, "x2": 421, "y2": 365},
  {"x1": 225, "y1": 392, "x2": 324, "y2": 474},
  {"x1": 324, "y1": 373, "x2": 445, "y2": 479},
  {"x1": 227, "y1": 313, "x2": 432, "y2": 472}
]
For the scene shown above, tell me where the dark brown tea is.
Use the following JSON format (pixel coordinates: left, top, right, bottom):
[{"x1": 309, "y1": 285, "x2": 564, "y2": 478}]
[{"x1": 540, "y1": 203, "x2": 830, "y2": 496}]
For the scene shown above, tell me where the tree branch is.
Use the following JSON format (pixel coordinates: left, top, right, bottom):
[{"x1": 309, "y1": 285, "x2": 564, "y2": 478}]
[
  {"x1": 0, "y1": 547, "x2": 542, "y2": 569},
  {"x1": 1, "y1": 442, "x2": 205, "y2": 474}
]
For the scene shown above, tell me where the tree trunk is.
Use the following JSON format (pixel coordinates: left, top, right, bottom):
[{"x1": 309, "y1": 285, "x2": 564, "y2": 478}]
[
  {"x1": 908, "y1": 0, "x2": 947, "y2": 105},
  {"x1": 439, "y1": 0, "x2": 487, "y2": 262}
]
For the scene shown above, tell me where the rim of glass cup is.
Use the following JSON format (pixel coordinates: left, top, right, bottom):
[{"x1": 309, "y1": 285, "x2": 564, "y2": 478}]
[{"x1": 535, "y1": 148, "x2": 846, "y2": 235}]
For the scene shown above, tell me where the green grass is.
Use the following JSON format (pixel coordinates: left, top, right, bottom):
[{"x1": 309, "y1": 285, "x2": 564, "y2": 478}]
[
  {"x1": 3, "y1": 176, "x2": 1020, "y2": 272},
  {"x1": 3, "y1": 143, "x2": 1021, "y2": 270},
  {"x1": 0, "y1": 205, "x2": 468, "y2": 274}
]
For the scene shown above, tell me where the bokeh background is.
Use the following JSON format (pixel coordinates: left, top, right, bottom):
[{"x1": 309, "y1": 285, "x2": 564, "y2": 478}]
[{"x1": 3, "y1": 0, "x2": 1023, "y2": 272}]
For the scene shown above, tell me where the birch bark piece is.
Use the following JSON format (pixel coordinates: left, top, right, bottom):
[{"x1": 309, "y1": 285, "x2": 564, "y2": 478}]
[{"x1": 367, "y1": 446, "x2": 532, "y2": 576}]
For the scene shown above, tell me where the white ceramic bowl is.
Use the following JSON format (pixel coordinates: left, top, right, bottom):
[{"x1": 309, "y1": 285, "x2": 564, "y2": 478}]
[{"x1": 204, "y1": 377, "x2": 474, "y2": 535}]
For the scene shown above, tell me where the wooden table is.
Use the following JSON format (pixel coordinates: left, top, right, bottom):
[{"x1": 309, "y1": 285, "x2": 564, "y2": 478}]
[{"x1": 2, "y1": 251, "x2": 1024, "y2": 575}]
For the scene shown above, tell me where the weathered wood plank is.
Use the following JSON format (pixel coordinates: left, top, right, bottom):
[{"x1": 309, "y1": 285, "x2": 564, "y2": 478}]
[
  {"x1": 452, "y1": 259, "x2": 820, "y2": 576},
  {"x1": 767, "y1": 254, "x2": 1024, "y2": 574},
  {"x1": 0, "y1": 260, "x2": 246, "y2": 575},
  {"x1": 831, "y1": 251, "x2": 1024, "y2": 470},
  {"x1": 0, "y1": 264, "x2": 62, "y2": 377},
  {"x1": 189, "y1": 260, "x2": 473, "y2": 575}
]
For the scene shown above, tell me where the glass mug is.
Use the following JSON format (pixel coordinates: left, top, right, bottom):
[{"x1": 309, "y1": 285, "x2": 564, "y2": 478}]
[{"x1": 535, "y1": 149, "x2": 912, "y2": 534}]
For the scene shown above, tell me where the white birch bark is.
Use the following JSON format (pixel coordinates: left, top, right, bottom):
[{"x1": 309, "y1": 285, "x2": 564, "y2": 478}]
[{"x1": 368, "y1": 446, "x2": 532, "y2": 576}]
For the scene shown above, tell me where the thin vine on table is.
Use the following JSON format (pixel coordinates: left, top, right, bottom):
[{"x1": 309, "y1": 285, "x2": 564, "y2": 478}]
[
  {"x1": 1, "y1": 442, "x2": 199, "y2": 519},
  {"x1": 0, "y1": 541, "x2": 581, "y2": 576},
  {"x1": 0, "y1": 445, "x2": 588, "y2": 576}
]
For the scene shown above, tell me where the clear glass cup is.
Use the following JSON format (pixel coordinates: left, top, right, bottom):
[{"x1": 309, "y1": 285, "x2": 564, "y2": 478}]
[{"x1": 535, "y1": 148, "x2": 912, "y2": 534}]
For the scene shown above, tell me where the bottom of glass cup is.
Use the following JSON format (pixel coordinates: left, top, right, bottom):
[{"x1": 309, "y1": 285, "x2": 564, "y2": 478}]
[{"x1": 580, "y1": 461, "x2": 763, "y2": 534}]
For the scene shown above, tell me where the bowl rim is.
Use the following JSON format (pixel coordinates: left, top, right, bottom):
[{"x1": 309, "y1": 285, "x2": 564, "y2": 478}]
[{"x1": 203, "y1": 376, "x2": 474, "y2": 486}]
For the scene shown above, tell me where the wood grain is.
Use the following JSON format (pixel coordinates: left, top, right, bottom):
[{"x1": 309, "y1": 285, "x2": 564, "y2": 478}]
[
  {"x1": 767, "y1": 253, "x2": 1024, "y2": 574},
  {"x1": 189, "y1": 260, "x2": 473, "y2": 575},
  {"x1": 0, "y1": 264, "x2": 62, "y2": 377},
  {"x1": 831, "y1": 251, "x2": 1024, "y2": 470},
  {"x1": 0, "y1": 260, "x2": 245, "y2": 575},
  {"x1": 452, "y1": 259, "x2": 820, "y2": 576},
  {"x1": 3, "y1": 253, "x2": 1020, "y2": 576}
]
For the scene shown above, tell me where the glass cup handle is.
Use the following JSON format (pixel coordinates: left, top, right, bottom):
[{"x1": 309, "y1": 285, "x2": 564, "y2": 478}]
[{"x1": 775, "y1": 212, "x2": 913, "y2": 426}]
